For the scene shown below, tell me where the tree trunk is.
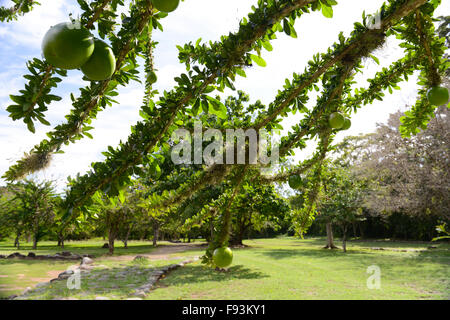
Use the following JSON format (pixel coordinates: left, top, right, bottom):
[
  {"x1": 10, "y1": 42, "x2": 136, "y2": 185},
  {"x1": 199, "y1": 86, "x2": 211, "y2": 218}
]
[
  {"x1": 209, "y1": 219, "x2": 214, "y2": 243},
  {"x1": 342, "y1": 224, "x2": 348, "y2": 253},
  {"x1": 108, "y1": 228, "x2": 115, "y2": 255},
  {"x1": 152, "y1": 220, "x2": 159, "y2": 247},
  {"x1": 123, "y1": 225, "x2": 132, "y2": 249},
  {"x1": 359, "y1": 223, "x2": 365, "y2": 239},
  {"x1": 324, "y1": 222, "x2": 338, "y2": 249},
  {"x1": 57, "y1": 232, "x2": 65, "y2": 248},
  {"x1": 32, "y1": 224, "x2": 39, "y2": 250},
  {"x1": 32, "y1": 235, "x2": 38, "y2": 250},
  {"x1": 236, "y1": 226, "x2": 246, "y2": 246},
  {"x1": 108, "y1": 237, "x2": 115, "y2": 255},
  {"x1": 14, "y1": 233, "x2": 20, "y2": 249}
]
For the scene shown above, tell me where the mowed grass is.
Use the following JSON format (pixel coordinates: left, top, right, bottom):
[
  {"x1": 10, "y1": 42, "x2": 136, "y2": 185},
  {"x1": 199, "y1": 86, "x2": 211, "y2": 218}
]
[
  {"x1": 0, "y1": 238, "x2": 159, "y2": 257},
  {"x1": 150, "y1": 237, "x2": 450, "y2": 300},
  {"x1": 0, "y1": 237, "x2": 448, "y2": 300}
]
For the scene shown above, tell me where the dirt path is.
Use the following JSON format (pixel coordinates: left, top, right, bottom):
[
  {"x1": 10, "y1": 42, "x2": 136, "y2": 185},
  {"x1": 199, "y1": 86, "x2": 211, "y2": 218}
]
[{"x1": 105, "y1": 243, "x2": 206, "y2": 262}]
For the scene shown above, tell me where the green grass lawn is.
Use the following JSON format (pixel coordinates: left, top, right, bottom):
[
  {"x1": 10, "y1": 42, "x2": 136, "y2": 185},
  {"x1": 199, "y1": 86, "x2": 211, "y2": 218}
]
[
  {"x1": 0, "y1": 238, "x2": 159, "y2": 257},
  {"x1": 0, "y1": 237, "x2": 448, "y2": 300}
]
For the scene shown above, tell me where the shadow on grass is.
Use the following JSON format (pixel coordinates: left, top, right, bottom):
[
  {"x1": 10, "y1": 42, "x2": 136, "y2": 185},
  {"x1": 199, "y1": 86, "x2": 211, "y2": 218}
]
[
  {"x1": 159, "y1": 264, "x2": 268, "y2": 288},
  {"x1": 259, "y1": 248, "x2": 373, "y2": 260}
]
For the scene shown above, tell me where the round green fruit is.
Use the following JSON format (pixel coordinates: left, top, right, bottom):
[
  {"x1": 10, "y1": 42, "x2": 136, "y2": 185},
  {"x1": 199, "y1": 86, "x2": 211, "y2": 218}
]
[
  {"x1": 147, "y1": 71, "x2": 157, "y2": 84},
  {"x1": 213, "y1": 247, "x2": 233, "y2": 268},
  {"x1": 152, "y1": 0, "x2": 180, "y2": 12},
  {"x1": 427, "y1": 86, "x2": 449, "y2": 106},
  {"x1": 288, "y1": 175, "x2": 302, "y2": 189},
  {"x1": 341, "y1": 117, "x2": 351, "y2": 130},
  {"x1": 81, "y1": 39, "x2": 116, "y2": 81},
  {"x1": 42, "y1": 22, "x2": 94, "y2": 69},
  {"x1": 329, "y1": 112, "x2": 345, "y2": 129}
]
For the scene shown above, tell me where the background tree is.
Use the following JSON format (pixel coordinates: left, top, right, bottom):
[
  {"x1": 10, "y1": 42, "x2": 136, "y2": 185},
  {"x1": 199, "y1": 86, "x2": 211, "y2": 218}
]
[
  {"x1": 230, "y1": 174, "x2": 290, "y2": 245},
  {"x1": 358, "y1": 106, "x2": 449, "y2": 221},
  {"x1": 316, "y1": 165, "x2": 366, "y2": 252},
  {"x1": 5, "y1": 179, "x2": 57, "y2": 249}
]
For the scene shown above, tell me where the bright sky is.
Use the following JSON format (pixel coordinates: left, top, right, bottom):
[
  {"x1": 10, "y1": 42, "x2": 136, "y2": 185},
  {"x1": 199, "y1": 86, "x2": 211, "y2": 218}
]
[{"x1": 0, "y1": 0, "x2": 448, "y2": 192}]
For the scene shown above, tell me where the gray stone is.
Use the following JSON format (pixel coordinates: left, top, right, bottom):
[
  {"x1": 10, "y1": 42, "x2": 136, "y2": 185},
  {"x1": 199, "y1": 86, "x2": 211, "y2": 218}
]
[
  {"x1": 132, "y1": 290, "x2": 147, "y2": 298},
  {"x1": 58, "y1": 270, "x2": 74, "y2": 280},
  {"x1": 80, "y1": 264, "x2": 93, "y2": 271},
  {"x1": 81, "y1": 257, "x2": 94, "y2": 265},
  {"x1": 139, "y1": 284, "x2": 153, "y2": 292},
  {"x1": 27, "y1": 252, "x2": 36, "y2": 257},
  {"x1": 21, "y1": 287, "x2": 32, "y2": 295},
  {"x1": 126, "y1": 298, "x2": 143, "y2": 300},
  {"x1": 95, "y1": 296, "x2": 110, "y2": 300},
  {"x1": 7, "y1": 252, "x2": 25, "y2": 259},
  {"x1": 35, "y1": 282, "x2": 48, "y2": 288}
]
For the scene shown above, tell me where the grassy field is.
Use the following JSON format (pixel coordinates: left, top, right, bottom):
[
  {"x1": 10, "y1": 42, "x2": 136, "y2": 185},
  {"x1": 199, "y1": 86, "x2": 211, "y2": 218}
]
[{"x1": 0, "y1": 237, "x2": 448, "y2": 300}]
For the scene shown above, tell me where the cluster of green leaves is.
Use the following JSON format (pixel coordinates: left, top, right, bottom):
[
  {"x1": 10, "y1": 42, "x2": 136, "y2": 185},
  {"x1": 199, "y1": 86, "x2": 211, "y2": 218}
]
[
  {"x1": 7, "y1": 62, "x2": 66, "y2": 132},
  {"x1": 433, "y1": 223, "x2": 450, "y2": 241},
  {"x1": 0, "y1": 0, "x2": 39, "y2": 22}
]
